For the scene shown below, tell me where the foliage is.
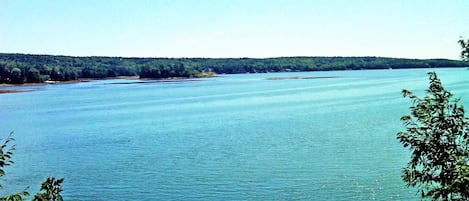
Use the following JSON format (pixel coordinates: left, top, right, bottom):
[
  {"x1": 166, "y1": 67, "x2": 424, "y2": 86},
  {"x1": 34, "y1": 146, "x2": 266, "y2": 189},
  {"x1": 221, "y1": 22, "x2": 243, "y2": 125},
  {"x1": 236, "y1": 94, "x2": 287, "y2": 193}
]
[
  {"x1": 32, "y1": 178, "x2": 63, "y2": 201},
  {"x1": 0, "y1": 132, "x2": 63, "y2": 201},
  {"x1": 0, "y1": 53, "x2": 467, "y2": 84},
  {"x1": 397, "y1": 72, "x2": 469, "y2": 200},
  {"x1": 0, "y1": 132, "x2": 15, "y2": 179},
  {"x1": 459, "y1": 38, "x2": 469, "y2": 62}
]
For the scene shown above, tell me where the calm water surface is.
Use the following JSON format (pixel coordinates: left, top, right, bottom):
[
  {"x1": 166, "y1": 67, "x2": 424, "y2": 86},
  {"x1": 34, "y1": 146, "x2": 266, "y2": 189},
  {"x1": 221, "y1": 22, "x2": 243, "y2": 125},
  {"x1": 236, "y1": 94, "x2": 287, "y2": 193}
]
[{"x1": 1, "y1": 68, "x2": 469, "y2": 200}]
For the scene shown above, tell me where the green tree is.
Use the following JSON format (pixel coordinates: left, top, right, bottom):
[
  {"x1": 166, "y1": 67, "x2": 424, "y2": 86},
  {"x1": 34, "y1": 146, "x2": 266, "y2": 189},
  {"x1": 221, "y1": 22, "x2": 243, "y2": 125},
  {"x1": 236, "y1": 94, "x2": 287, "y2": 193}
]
[
  {"x1": 0, "y1": 133, "x2": 64, "y2": 201},
  {"x1": 25, "y1": 68, "x2": 41, "y2": 83},
  {"x1": 458, "y1": 38, "x2": 469, "y2": 62},
  {"x1": 32, "y1": 178, "x2": 64, "y2": 201},
  {"x1": 0, "y1": 63, "x2": 11, "y2": 83},
  {"x1": 10, "y1": 68, "x2": 24, "y2": 84},
  {"x1": 397, "y1": 72, "x2": 469, "y2": 200}
]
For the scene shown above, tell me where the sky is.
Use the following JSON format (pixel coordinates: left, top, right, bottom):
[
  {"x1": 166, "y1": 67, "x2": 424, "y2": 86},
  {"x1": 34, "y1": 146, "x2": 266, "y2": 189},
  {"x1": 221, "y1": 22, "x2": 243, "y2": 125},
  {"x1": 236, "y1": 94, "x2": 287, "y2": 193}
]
[{"x1": 0, "y1": 0, "x2": 468, "y2": 59}]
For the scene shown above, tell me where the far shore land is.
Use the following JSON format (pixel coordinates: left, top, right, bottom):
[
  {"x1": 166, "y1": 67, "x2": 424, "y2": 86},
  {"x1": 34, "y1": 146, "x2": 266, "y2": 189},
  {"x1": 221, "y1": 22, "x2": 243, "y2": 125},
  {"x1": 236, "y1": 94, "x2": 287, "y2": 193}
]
[{"x1": 1, "y1": 53, "x2": 467, "y2": 94}]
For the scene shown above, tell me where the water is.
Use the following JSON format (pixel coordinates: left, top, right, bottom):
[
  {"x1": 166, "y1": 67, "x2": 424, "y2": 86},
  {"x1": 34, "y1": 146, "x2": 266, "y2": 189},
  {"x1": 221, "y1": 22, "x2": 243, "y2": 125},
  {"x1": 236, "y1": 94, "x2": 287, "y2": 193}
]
[{"x1": 1, "y1": 68, "x2": 469, "y2": 200}]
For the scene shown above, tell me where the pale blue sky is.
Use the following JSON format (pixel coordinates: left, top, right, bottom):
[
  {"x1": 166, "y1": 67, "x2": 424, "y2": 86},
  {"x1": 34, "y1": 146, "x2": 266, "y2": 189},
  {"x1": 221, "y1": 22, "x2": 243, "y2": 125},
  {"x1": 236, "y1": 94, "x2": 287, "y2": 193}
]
[{"x1": 1, "y1": 0, "x2": 468, "y2": 59}]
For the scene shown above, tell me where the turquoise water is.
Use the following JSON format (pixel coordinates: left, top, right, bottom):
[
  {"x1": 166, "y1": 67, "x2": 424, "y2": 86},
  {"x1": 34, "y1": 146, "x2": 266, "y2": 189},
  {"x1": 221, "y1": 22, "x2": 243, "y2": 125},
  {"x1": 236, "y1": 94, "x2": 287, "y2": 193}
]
[{"x1": 1, "y1": 68, "x2": 469, "y2": 200}]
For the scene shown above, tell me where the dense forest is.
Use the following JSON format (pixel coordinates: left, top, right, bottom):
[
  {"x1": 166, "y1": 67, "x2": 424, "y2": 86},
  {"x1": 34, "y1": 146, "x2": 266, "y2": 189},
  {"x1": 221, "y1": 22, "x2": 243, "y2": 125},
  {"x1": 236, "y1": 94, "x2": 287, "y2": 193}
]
[{"x1": 0, "y1": 53, "x2": 467, "y2": 84}]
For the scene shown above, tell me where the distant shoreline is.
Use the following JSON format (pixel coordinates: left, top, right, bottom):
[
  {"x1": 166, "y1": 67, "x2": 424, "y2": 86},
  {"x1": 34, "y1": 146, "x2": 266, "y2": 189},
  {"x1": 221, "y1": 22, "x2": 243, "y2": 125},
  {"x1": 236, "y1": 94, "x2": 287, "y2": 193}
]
[
  {"x1": 1, "y1": 53, "x2": 467, "y2": 85},
  {"x1": 0, "y1": 79, "x2": 86, "y2": 87}
]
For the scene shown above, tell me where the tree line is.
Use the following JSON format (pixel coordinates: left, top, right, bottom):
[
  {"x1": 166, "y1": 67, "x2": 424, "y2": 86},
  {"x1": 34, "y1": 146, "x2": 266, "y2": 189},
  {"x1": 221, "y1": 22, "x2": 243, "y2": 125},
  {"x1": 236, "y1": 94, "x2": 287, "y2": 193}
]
[{"x1": 0, "y1": 53, "x2": 467, "y2": 84}]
